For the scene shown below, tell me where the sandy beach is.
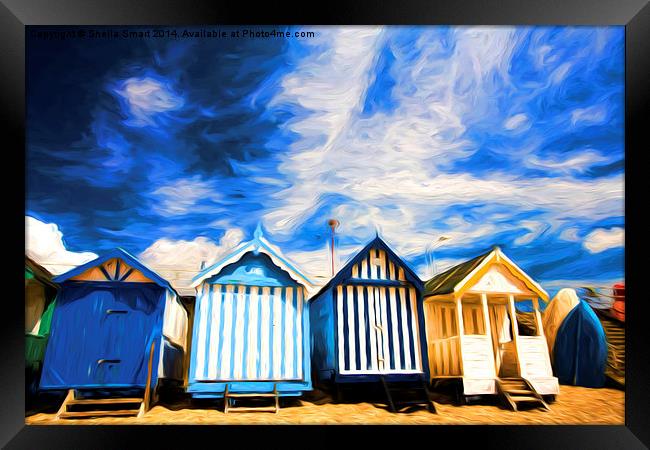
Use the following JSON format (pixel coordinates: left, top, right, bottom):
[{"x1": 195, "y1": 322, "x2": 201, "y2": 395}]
[{"x1": 25, "y1": 385, "x2": 623, "y2": 425}]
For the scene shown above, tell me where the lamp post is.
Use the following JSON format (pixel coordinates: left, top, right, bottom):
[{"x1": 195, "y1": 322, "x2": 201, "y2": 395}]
[
  {"x1": 327, "y1": 219, "x2": 340, "y2": 277},
  {"x1": 427, "y1": 235, "x2": 451, "y2": 276}
]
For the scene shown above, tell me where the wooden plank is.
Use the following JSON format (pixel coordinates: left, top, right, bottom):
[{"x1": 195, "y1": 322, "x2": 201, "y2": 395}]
[
  {"x1": 481, "y1": 293, "x2": 496, "y2": 378},
  {"x1": 59, "y1": 410, "x2": 140, "y2": 418},
  {"x1": 56, "y1": 389, "x2": 74, "y2": 419},
  {"x1": 140, "y1": 340, "x2": 156, "y2": 417},
  {"x1": 455, "y1": 295, "x2": 465, "y2": 376},
  {"x1": 68, "y1": 398, "x2": 143, "y2": 405}
]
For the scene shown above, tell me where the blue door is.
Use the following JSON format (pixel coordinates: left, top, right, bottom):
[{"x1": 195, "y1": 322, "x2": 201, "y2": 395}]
[{"x1": 41, "y1": 283, "x2": 164, "y2": 389}]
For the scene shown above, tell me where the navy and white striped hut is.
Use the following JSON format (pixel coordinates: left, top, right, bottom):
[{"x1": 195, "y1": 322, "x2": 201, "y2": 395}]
[
  {"x1": 310, "y1": 235, "x2": 429, "y2": 386},
  {"x1": 187, "y1": 225, "x2": 314, "y2": 399}
]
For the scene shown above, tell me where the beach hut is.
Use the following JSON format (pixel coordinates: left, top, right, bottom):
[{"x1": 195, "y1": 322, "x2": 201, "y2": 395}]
[
  {"x1": 422, "y1": 247, "x2": 557, "y2": 410},
  {"x1": 25, "y1": 257, "x2": 58, "y2": 402},
  {"x1": 553, "y1": 300, "x2": 607, "y2": 388},
  {"x1": 40, "y1": 248, "x2": 189, "y2": 419},
  {"x1": 542, "y1": 288, "x2": 581, "y2": 358},
  {"x1": 187, "y1": 226, "x2": 314, "y2": 412},
  {"x1": 309, "y1": 236, "x2": 433, "y2": 412}
]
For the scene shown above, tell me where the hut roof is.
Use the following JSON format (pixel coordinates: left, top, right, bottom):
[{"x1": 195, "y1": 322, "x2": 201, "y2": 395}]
[
  {"x1": 191, "y1": 224, "x2": 314, "y2": 292},
  {"x1": 423, "y1": 246, "x2": 548, "y2": 300},
  {"x1": 52, "y1": 247, "x2": 177, "y2": 294},
  {"x1": 310, "y1": 235, "x2": 423, "y2": 303}
]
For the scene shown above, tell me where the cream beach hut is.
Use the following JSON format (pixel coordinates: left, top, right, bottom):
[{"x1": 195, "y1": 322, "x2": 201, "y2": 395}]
[{"x1": 422, "y1": 247, "x2": 558, "y2": 410}]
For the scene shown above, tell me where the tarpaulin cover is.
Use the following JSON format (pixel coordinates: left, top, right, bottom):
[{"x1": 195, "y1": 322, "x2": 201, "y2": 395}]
[
  {"x1": 543, "y1": 288, "x2": 580, "y2": 357},
  {"x1": 553, "y1": 300, "x2": 607, "y2": 387}
]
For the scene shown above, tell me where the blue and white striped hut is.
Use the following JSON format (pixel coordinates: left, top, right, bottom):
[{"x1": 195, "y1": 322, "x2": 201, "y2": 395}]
[
  {"x1": 187, "y1": 225, "x2": 314, "y2": 405},
  {"x1": 309, "y1": 236, "x2": 430, "y2": 387}
]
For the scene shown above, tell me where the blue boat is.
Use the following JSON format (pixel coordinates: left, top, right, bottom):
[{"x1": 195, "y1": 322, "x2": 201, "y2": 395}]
[{"x1": 553, "y1": 300, "x2": 608, "y2": 388}]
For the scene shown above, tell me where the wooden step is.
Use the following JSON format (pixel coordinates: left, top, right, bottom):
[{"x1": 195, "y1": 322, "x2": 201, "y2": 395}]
[
  {"x1": 226, "y1": 392, "x2": 276, "y2": 398},
  {"x1": 503, "y1": 389, "x2": 535, "y2": 395},
  {"x1": 59, "y1": 409, "x2": 140, "y2": 419},
  {"x1": 68, "y1": 397, "x2": 143, "y2": 405},
  {"x1": 511, "y1": 396, "x2": 544, "y2": 402},
  {"x1": 225, "y1": 406, "x2": 278, "y2": 413}
]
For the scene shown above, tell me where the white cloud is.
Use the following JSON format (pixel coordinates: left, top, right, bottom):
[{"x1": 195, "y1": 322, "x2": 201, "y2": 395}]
[
  {"x1": 139, "y1": 229, "x2": 245, "y2": 294},
  {"x1": 113, "y1": 76, "x2": 184, "y2": 127},
  {"x1": 583, "y1": 227, "x2": 624, "y2": 253},
  {"x1": 526, "y1": 150, "x2": 609, "y2": 174},
  {"x1": 504, "y1": 113, "x2": 529, "y2": 130},
  {"x1": 261, "y1": 27, "x2": 623, "y2": 262},
  {"x1": 559, "y1": 227, "x2": 581, "y2": 242},
  {"x1": 571, "y1": 104, "x2": 607, "y2": 126},
  {"x1": 25, "y1": 216, "x2": 97, "y2": 275},
  {"x1": 150, "y1": 175, "x2": 221, "y2": 216}
]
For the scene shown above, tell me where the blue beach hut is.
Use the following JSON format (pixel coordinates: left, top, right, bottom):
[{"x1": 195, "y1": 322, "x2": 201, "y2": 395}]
[
  {"x1": 553, "y1": 300, "x2": 608, "y2": 388},
  {"x1": 309, "y1": 235, "x2": 431, "y2": 406},
  {"x1": 40, "y1": 248, "x2": 189, "y2": 418},
  {"x1": 187, "y1": 226, "x2": 314, "y2": 411}
]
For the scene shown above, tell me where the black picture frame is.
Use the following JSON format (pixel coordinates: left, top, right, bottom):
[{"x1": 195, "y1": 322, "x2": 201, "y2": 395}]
[{"x1": 3, "y1": 0, "x2": 647, "y2": 447}]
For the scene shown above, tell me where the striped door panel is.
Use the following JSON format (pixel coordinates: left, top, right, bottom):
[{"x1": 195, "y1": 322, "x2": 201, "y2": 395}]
[
  {"x1": 336, "y1": 284, "x2": 423, "y2": 374},
  {"x1": 192, "y1": 283, "x2": 304, "y2": 381}
]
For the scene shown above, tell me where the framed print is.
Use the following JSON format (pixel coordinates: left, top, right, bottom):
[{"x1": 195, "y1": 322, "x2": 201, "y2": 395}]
[{"x1": 2, "y1": 0, "x2": 648, "y2": 448}]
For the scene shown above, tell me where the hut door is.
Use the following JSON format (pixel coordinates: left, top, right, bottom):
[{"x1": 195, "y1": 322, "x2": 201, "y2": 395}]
[
  {"x1": 338, "y1": 285, "x2": 421, "y2": 375},
  {"x1": 488, "y1": 303, "x2": 518, "y2": 377},
  {"x1": 95, "y1": 285, "x2": 162, "y2": 386}
]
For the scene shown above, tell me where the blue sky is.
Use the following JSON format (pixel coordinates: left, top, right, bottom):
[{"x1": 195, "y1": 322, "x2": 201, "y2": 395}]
[{"x1": 26, "y1": 26, "x2": 624, "y2": 294}]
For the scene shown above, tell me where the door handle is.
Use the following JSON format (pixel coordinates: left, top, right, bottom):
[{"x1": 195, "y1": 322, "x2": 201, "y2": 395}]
[
  {"x1": 106, "y1": 309, "x2": 128, "y2": 314},
  {"x1": 97, "y1": 359, "x2": 121, "y2": 365}
]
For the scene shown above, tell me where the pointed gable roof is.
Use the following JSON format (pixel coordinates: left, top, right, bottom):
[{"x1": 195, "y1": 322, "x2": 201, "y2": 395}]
[
  {"x1": 52, "y1": 248, "x2": 175, "y2": 293},
  {"x1": 423, "y1": 246, "x2": 548, "y2": 301},
  {"x1": 191, "y1": 225, "x2": 314, "y2": 292},
  {"x1": 310, "y1": 235, "x2": 423, "y2": 303}
]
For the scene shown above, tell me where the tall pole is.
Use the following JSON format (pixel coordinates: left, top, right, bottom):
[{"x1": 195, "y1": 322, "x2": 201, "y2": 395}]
[{"x1": 328, "y1": 219, "x2": 340, "y2": 277}]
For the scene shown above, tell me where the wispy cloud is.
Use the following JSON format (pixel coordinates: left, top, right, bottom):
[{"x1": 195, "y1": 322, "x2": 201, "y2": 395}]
[{"x1": 25, "y1": 216, "x2": 97, "y2": 275}]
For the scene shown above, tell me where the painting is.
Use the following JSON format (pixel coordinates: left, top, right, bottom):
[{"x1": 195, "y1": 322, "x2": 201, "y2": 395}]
[{"x1": 25, "y1": 25, "x2": 624, "y2": 425}]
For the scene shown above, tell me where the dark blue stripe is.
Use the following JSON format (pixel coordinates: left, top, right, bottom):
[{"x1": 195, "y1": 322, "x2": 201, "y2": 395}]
[
  {"x1": 384, "y1": 288, "x2": 395, "y2": 370},
  {"x1": 404, "y1": 289, "x2": 417, "y2": 369},
  {"x1": 99, "y1": 265, "x2": 112, "y2": 281},
  {"x1": 341, "y1": 287, "x2": 350, "y2": 371},
  {"x1": 395, "y1": 288, "x2": 406, "y2": 369},
  {"x1": 353, "y1": 288, "x2": 361, "y2": 371},
  {"x1": 119, "y1": 268, "x2": 135, "y2": 282},
  {"x1": 362, "y1": 287, "x2": 372, "y2": 371},
  {"x1": 114, "y1": 259, "x2": 121, "y2": 281}
]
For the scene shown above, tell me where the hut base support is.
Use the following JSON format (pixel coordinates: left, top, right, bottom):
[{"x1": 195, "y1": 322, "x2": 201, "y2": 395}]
[
  {"x1": 55, "y1": 389, "x2": 144, "y2": 420},
  {"x1": 380, "y1": 376, "x2": 436, "y2": 414}
]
